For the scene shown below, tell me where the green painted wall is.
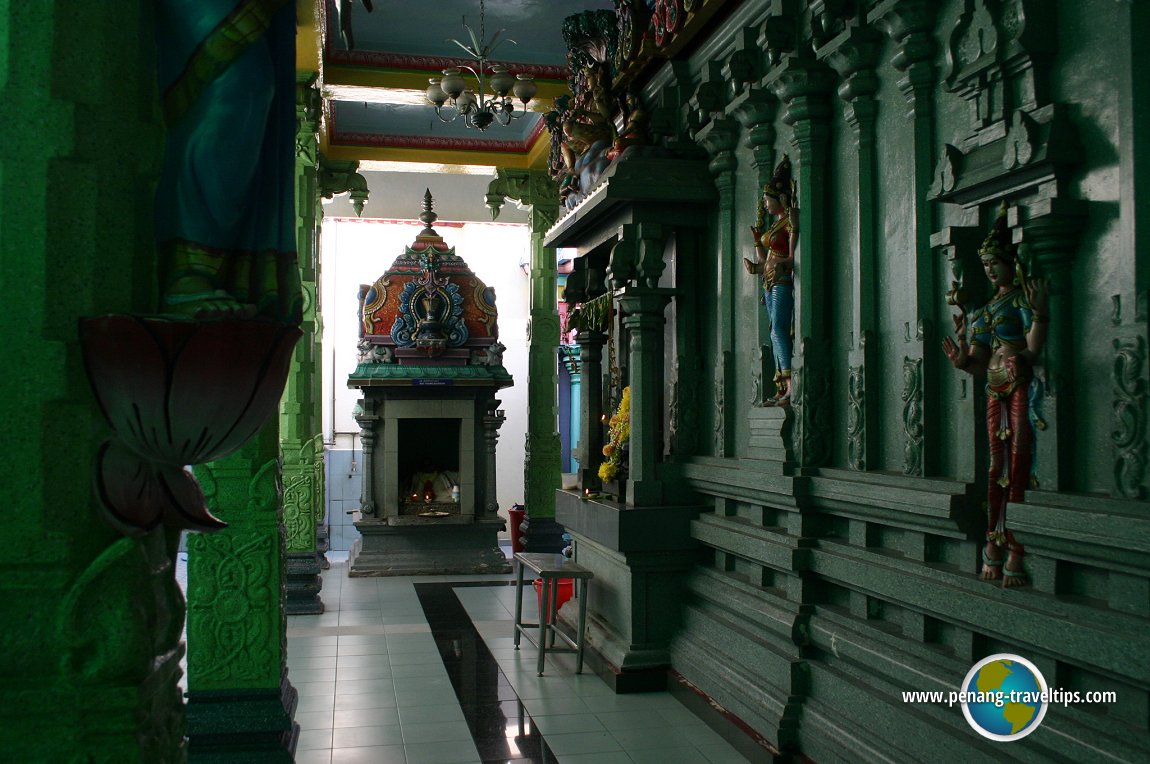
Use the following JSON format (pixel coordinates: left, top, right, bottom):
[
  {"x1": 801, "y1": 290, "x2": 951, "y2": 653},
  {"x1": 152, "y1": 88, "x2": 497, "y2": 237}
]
[
  {"x1": 0, "y1": 2, "x2": 187, "y2": 761},
  {"x1": 590, "y1": 0, "x2": 1150, "y2": 759}
]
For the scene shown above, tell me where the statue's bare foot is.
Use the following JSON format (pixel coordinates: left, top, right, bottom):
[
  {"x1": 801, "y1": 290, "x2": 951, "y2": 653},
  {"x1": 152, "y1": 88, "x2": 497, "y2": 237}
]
[
  {"x1": 1002, "y1": 549, "x2": 1028, "y2": 588},
  {"x1": 980, "y1": 541, "x2": 1004, "y2": 581},
  {"x1": 163, "y1": 277, "x2": 256, "y2": 319}
]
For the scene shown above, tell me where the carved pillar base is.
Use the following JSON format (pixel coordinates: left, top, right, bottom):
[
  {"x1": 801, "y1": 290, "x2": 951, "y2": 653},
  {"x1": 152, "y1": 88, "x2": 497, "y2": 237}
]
[
  {"x1": 186, "y1": 673, "x2": 299, "y2": 763},
  {"x1": 285, "y1": 552, "x2": 324, "y2": 615},
  {"x1": 521, "y1": 515, "x2": 568, "y2": 554},
  {"x1": 555, "y1": 490, "x2": 702, "y2": 691},
  {"x1": 315, "y1": 530, "x2": 331, "y2": 570}
]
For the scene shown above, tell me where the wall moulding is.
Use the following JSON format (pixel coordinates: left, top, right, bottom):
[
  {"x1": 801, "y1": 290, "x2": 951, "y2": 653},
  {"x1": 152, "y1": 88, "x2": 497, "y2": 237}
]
[{"x1": 930, "y1": 103, "x2": 1079, "y2": 209}]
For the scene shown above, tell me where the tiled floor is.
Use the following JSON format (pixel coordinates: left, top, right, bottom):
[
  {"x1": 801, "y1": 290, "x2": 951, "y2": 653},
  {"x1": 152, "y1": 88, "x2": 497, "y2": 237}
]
[{"x1": 284, "y1": 553, "x2": 754, "y2": 764}]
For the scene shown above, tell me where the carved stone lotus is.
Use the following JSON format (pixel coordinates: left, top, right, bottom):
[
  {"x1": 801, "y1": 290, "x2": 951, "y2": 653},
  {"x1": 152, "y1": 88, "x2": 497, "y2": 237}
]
[{"x1": 80, "y1": 315, "x2": 300, "y2": 536}]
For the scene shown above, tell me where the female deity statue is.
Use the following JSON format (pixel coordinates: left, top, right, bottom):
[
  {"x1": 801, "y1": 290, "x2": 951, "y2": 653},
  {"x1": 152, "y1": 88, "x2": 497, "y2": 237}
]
[
  {"x1": 154, "y1": 0, "x2": 300, "y2": 322},
  {"x1": 743, "y1": 155, "x2": 798, "y2": 405},
  {"x1": 942, "y1": 203, "x2": 1049, "y2": 588}
]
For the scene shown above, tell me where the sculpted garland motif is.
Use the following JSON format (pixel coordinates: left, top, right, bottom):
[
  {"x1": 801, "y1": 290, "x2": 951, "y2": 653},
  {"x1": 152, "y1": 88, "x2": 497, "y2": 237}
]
[
  {"x1": 713, "y1": 369, "x2": 725, "y2": 456},
  {"x1": 312, "y1": 436, "x2": 326, "y2": 524},
  {"x1": 670, "y1": 355, "x2": 697, "y2": 456},
  {"x1": 793, "y1": 358, "x2": 832, "y2": 469},
  {"x1": 902, "y1": 357, "x2": 925, "y2": 476},
  {"x1": 846, "y1": 365, "x2": 865, "y2": 470},
  {"x1": 282, "y1": 469, "x2": 314, "y2": 553},
  {"x1": 187, "y1": 533, "x2": 279, "y2": 683},
  {"x1": 1112, "y1": 336, "x2": 1148, "y2": 499}
]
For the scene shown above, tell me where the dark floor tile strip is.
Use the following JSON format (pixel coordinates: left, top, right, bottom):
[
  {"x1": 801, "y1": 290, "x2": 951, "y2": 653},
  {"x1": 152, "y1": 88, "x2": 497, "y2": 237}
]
[{"x1": 414, "y1": 582, "x2": 557, "y2": 764}]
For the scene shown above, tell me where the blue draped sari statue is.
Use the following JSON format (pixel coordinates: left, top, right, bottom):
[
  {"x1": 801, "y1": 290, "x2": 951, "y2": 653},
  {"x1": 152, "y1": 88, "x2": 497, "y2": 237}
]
[{"x1": 154, "y1": 0, "x2": 301, "y2": 323}]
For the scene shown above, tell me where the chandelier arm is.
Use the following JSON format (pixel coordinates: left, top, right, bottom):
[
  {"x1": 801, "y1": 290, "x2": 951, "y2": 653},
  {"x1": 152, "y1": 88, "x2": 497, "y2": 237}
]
[
  {"x1": 448, "y1": 38, "x2": 480, "y2": 58},
  {"x1": 430, "y1": 0, "x2": 527, "y2": 132},
  {"x1": 434, "y1": 106, "x2": 459, "y2": 124}
]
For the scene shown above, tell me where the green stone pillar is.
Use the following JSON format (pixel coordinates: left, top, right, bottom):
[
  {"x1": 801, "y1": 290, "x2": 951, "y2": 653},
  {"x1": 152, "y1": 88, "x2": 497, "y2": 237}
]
[
  {"x1": 486, "y1": 169, "x2": 564, "y2": 545},
  {"x1": 0, "y1": 3, "x2": 187, "y2": 761},
  {"x1": 575, "y1": 331, "x2": 608, "y2": 491},
  {"x1": 313, "y1": 155, "x2": 372, "y2": 561},
  {"x1": 186, "y1": 424, "x2": 296, "y2": 760},
  {"x1": 775, "y1": 60, "x2": 836, "y2": 469},
  {"x1": 732, "y1": 90, "x2": 780, "y2": 406},
  {"x1": 828, "y1": 28, "x2": 883, "y2": 471},
  {"x1": 618, "y1": 289, "x2": 672, "y2": 506},
  {"x1": 695, "y1": 118, "x2": 740, "y2": 456},
  {"x1": 280, "y1": 77, "x2": 324, "y2": 614},
  {"x1": 881, "y1": 0, "x2": 940, "y2": 476},
  {"x1": 1022, "y1": 203, "x2": 1087, "y2": 490}
]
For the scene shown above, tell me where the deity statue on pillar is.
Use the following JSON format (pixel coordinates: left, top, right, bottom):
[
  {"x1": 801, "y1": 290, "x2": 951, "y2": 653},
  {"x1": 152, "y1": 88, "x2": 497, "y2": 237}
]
[
  {"x1": 943, "y1": 202, "x2": 1050, "y2": 587},
  {"x1": 744, "y1": 155, "x2": 798, "y2": 405},
  {"x1": 154, "y1": 0, "x2": 301, "y2": 322}
]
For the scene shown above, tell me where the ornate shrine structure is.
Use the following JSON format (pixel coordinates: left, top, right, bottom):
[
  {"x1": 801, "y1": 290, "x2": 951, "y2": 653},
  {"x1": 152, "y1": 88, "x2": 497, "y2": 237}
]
[{"x1": 347, "y1": 191, "x2": 512, "y2": 576}]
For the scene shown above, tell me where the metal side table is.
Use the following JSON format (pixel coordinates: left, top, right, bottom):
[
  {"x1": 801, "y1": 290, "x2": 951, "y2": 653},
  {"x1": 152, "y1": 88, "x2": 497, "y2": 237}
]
[{"x1": 513, "y1": 552, "x2": 593, "y2": 676}]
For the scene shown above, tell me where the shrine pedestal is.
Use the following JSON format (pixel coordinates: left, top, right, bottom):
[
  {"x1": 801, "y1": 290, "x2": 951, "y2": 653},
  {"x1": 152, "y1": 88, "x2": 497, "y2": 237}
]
[{"x1": 348, "y1": 516, "x2": 509, "y2": 576}]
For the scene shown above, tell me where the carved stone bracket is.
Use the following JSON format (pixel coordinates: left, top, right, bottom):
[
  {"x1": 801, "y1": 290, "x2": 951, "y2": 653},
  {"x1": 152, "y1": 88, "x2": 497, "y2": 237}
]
[
  {"x1": 79, "y1": 316, "x2": 300, "y2": 536},
  {"x1": 485, "y1": 168, "x2": 560, "y2": 230},
  {"x1": 318, "y1": 155, "x2": 370, "y2": 217},
  {"x1": 758, "y1": 12, "x2": 797, "y2": 67},
  {"x1": 931, "y1": 225, "x2": 983, "y2": 316},
  {"x1": 695, "y1": 116, "x2": 740, "y2": 178},
  {"x1": 295, "y1": 78, "x2": 321, "y2": 167},
  {"x1": 608, "y1": 226, "x2": 639, "y2": 290},
  {"x1": 823, "y1": 26, "x2": 883, "y2": 113}
]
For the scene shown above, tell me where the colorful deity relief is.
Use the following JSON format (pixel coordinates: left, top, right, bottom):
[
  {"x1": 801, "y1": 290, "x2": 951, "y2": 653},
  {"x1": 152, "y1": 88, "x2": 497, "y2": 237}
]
[{"x1": 358, "y1": 191, "x2": 500, "y2": 363}]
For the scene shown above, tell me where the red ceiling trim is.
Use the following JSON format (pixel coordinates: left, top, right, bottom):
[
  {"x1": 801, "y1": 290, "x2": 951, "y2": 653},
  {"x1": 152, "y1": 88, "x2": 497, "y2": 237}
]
[
  {"x1": 328, "y1": 109, "x2": 548, "y2": 153},
  {"x1": 329, "y1": 131, "x2": 529, "y2": 152},
  {"x1": 326, "y1": 48, "x2": 569, "y2": 81}
]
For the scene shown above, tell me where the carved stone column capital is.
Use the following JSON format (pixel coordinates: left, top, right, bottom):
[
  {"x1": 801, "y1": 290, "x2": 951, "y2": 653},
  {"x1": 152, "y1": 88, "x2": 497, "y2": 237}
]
[
  {"x1": 485, "y1": 168, "x2": 559, "y2": 229},
  {"x1": 1021, "y1": 198, "x2": 1089, "y2": 293},
  {"x1": 825, "y1": 26, "x2": 884, "y2": 103},
  {"x1": 772, "y1": 59, "x2": 835, "y2": 128},
  {"x1": 694, "y1": 117, "x2": 740, "y2": 177},
  {"x1": 318, "y1": 155, "x2": 370, "y2": 217}
]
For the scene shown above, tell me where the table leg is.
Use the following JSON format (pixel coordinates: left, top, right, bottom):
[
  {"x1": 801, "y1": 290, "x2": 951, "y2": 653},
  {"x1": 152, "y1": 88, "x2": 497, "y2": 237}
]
[
  {"x1": 576, "y1": 578, "x2": 588, "y2": 674},
  {"x1": 547, "y1": 578, "x2": 558, "y2": 649},
  {"x1": 513, "y1": 559, "x2": 525, "y2": 649},
  {"x1": 537, "y1": 576, "x2": 550, "y2": 676}
]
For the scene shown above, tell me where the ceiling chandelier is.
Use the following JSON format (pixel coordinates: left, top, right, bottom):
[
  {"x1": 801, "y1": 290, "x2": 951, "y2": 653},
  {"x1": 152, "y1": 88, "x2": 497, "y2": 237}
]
[{"x1": 424, "y1": 0, "x2": 538, "y2": 131}]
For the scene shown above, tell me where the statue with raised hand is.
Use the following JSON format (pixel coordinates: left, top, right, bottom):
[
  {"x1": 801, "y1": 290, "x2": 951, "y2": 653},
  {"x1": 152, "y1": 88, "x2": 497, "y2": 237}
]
[
  {"x1": 943, "y1": 202, "x2": 1049, "y2": 588},
  {"x1": 744, "y1": 155, "x2": 797, "y2": 405}
]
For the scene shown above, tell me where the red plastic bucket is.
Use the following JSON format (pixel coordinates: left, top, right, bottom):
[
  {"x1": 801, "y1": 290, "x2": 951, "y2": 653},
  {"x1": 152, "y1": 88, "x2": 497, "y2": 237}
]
[
  {"x1": 533, "y1": 578, "x2": 574, "y2": 623},
  {"x1": 508, "y1": 505, "x2": 526, "y2": 553}
]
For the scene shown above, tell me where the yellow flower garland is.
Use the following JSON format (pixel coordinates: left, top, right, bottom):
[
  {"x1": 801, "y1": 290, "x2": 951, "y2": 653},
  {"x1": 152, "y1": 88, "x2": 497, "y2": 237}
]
[{"x1": 598, "y1": 387, "x2": 631, "y2": 482}]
